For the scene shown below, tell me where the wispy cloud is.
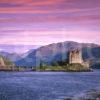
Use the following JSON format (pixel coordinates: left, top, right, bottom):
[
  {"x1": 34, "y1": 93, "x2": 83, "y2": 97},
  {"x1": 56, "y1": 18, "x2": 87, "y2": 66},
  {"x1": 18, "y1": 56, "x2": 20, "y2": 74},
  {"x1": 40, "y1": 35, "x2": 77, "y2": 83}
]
[
  {"x1": 0, "y1": 30, "x2": 100, "y2": 45},
  {"x1": 0, "y1": 0, "x2": 100, "y2": 45}
]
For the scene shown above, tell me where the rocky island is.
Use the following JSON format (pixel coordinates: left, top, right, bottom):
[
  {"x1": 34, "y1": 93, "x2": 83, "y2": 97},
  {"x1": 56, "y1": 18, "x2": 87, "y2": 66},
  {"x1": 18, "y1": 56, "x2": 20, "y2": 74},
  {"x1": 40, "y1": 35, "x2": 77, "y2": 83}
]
[{"x1": 34, "y1": 49, "x2": 91, "y2": 72}]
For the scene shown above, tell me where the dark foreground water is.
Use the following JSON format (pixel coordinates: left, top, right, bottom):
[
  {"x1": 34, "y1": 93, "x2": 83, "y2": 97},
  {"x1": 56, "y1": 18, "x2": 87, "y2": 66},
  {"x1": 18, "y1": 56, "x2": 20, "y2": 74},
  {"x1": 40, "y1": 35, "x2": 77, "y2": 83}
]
[{"x1": 0, "y1": 70, "x2": 100, "y2": 100}]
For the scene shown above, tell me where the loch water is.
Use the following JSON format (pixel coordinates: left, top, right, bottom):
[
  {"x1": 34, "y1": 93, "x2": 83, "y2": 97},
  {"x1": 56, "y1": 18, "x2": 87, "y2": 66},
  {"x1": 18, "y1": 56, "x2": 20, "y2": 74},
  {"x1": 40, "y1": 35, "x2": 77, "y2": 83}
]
[{"x1": 0, "y1": 70, "x2": 100, "y2": 100}]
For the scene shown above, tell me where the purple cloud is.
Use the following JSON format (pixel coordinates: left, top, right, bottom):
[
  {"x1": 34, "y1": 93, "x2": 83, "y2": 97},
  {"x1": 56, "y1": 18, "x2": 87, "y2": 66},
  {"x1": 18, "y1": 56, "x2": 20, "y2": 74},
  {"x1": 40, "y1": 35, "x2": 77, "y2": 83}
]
[{"x1": 0, "y1": 0, "x2": 100, "y2": 46}]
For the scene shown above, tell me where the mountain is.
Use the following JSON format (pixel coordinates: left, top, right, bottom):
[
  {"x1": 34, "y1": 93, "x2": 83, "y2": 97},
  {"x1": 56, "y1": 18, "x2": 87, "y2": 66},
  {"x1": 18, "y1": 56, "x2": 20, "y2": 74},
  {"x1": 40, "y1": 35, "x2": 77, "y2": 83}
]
[
  {"x1": 15, "y1": 41, "x2": 100, "y2": 68},
  {"x1": 0, "y1": 51, "x2": 22, "y2": 62},
  {"x1": 0, "y1": 47, "x2": 37, "y2": 62},
  {"x1": 21, "y1": 48, "x2": 36, "y2": 58},
  {"x1": 0, "y1": 44, "x2": 40, "y2": 54}
]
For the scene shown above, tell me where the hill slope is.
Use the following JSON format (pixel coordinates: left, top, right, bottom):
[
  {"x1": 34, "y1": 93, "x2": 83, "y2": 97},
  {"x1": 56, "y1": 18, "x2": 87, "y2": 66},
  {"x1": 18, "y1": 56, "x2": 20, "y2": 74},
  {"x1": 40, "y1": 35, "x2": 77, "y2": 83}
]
[
  {"x1": 0, "y1": 52, "x2": 22, "y2": 62},
  {"x1": 15, "y1": 41, "x2": 100, "y2": 68}
]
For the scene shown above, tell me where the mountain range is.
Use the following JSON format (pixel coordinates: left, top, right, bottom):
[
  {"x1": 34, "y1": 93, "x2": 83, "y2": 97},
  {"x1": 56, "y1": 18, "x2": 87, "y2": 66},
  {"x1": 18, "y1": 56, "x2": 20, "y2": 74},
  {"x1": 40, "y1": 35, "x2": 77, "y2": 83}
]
[
  {"x1": 13, "y1": 41, "x2": 100, "y2": 68},
  {"x1": 0, "y1": 44, "x2": 40, "y2": 54}
]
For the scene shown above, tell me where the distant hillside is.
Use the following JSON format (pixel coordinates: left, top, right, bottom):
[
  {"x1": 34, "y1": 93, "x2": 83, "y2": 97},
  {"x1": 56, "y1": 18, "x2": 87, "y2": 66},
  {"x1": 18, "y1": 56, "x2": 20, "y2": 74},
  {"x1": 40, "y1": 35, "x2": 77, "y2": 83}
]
[
  {"x1": 0, "y1": 52, "x2": 22, "y2": 62},
  {"x1": 0, "y1": 48, "x2": 37, "y2": 64},
  {"x1": 0, "y1": 44, "x2": 40, "y2": 54},
  {"x1": 15, "y1": 41, "x2": 100, "y2": 68}
]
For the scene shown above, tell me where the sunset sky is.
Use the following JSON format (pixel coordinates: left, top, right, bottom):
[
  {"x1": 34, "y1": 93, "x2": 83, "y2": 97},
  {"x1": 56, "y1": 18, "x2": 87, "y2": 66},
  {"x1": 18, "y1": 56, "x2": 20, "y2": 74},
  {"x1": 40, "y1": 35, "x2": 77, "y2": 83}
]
[{"x1": 0, "y1": 0, "x2": 100, "y2": 53}]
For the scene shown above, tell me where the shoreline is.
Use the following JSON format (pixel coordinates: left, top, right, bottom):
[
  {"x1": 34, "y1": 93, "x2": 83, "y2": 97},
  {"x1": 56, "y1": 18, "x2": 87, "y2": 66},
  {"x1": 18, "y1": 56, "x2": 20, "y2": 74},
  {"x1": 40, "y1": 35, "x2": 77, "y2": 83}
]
[{"x1": 0, "y1": 69, "x2": 93, "y2": 72}]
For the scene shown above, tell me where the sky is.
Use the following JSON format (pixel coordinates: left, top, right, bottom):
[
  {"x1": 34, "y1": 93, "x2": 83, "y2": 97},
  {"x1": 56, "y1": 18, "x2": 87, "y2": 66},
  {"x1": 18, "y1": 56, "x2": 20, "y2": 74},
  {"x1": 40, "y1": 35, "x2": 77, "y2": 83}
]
[{"x1": 0, "y1": 0, "x2": 100, "y2": 53}]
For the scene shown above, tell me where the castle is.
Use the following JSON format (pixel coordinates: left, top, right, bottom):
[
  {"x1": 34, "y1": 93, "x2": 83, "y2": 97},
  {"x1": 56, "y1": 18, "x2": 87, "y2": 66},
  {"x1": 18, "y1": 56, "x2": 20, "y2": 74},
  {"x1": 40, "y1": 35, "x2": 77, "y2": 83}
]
[{"x1": 68, "y1": 50, "x2": 90, "y2": 68}]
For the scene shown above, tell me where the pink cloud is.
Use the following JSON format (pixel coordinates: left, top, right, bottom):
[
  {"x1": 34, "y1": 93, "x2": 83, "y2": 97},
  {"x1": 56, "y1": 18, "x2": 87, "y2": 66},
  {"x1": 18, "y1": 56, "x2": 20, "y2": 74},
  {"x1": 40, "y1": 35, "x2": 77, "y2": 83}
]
[
  {"x1": 0, "y1": 0, "x2": 100, "y2": 46},
  {"x1": 0, "y1": 30, "x2": 100, "y2": 45}
]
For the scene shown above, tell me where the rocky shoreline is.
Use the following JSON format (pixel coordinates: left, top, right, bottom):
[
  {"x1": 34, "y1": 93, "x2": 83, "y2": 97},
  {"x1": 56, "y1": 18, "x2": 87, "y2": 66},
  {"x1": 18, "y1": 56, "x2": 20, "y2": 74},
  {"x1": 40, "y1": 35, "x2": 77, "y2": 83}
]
[{"x1": 65, "y1": 89, "x2": 100, "y2": 100}]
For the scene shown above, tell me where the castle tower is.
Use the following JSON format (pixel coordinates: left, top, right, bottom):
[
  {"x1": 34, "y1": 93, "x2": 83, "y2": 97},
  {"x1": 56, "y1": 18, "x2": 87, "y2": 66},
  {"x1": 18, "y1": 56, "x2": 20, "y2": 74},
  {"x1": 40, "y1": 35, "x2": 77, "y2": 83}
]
[{"x1": 69, "y1": 50, "x2": 83, "y2": 64}]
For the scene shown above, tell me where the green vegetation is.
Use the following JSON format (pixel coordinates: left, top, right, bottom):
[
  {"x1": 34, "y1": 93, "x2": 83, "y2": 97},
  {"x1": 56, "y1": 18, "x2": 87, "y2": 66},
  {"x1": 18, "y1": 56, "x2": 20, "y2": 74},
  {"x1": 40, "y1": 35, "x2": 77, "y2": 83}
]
[
  {"x1": 0, "y1": 55, "x2": 13, "y2": 66},
  {"x1": 3, "y1": 58, "x2": 13, "y2": 66},
  {"x1": 65, "y1": 63, "x2": 90, "y2": 71},
  {"x1": 0, "y1": 55, "x2": 90, "y2": 72},
  {"x1": 33, "y1": 62, "x2": 90, "y2": 72},
  {"x1": 0, "y1": 55, "x2": 15, "y2": 71}
]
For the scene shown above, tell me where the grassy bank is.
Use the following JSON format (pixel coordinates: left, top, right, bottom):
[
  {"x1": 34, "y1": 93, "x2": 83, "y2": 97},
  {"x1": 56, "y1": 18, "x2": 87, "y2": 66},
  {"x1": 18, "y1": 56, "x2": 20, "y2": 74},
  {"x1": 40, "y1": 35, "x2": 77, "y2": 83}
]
[
  {"x1": 0, "y1": 63, "x2": 91, "y2": 72},
  {"x1": 34, "y1": 63, "x2": 91, "y2": 72}
]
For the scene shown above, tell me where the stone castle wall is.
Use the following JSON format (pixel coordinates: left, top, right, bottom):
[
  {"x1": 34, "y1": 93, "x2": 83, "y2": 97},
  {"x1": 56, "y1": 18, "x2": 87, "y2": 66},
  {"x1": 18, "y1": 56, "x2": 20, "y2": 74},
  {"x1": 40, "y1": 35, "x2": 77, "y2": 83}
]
[
  {"x1": 69, "y1": 50, "x2": 90, "y2": 68},
  {"x1": 69, "y1": 50, "x2": 83, "y2": 64}
]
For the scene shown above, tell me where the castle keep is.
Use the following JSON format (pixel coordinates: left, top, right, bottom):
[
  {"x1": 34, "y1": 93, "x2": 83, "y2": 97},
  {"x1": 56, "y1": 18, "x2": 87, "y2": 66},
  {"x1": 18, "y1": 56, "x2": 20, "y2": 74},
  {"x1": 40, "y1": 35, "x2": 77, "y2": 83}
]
[
  {"x1": 69, "y1": 50, "x2": 83, "y2": 64},
  {"x1": 68, "y1": 50, "x2": 90, "y2": 68}
]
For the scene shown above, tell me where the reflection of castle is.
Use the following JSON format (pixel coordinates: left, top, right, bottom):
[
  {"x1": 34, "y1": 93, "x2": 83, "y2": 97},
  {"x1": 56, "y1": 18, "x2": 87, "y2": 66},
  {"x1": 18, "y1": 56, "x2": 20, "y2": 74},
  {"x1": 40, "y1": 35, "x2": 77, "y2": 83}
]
[{"x1": 69, "y1": 50, "x2": 90, "y2": 68}]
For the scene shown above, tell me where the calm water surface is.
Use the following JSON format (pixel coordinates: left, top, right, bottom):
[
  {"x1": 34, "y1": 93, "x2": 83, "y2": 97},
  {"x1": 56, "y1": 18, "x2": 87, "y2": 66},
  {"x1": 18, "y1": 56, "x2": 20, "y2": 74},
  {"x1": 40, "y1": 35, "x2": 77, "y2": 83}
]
[{"x1": 0, "y1": 70, "x2": 100, "y2": 100}]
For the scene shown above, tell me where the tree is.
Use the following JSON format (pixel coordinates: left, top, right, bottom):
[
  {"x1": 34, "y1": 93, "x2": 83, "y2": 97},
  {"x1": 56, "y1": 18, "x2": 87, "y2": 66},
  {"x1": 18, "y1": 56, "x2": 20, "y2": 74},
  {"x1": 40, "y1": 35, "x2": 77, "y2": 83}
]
[{"x1": 51, "y1": 61, "x2": 59, "y2": 66}]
